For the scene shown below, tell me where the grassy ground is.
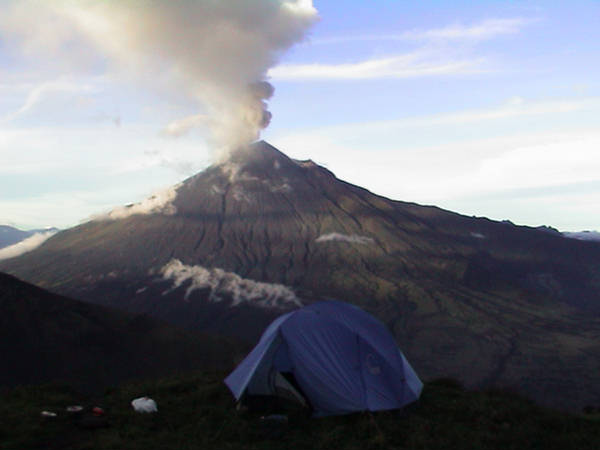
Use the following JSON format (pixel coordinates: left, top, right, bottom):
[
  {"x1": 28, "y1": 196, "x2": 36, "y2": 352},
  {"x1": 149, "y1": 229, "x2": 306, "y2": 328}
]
[{"x1": 1, "y1": 374, "x2": 599, "y2": 450}]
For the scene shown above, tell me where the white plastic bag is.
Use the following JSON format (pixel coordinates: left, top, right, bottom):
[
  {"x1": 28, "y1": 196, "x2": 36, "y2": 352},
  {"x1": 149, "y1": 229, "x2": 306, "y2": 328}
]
[{"x1": 131, "y1": 396, "x2": 158, "y2": 413}]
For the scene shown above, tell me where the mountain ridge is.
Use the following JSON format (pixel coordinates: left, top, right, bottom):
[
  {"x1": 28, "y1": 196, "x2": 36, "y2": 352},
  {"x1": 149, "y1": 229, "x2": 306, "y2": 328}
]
[
  {"x1": 0, "y1": 225, "x2": 31, "y2": 249},
  {"x1": 0, "y1": 271, "x2": 237, "y2": 390}
]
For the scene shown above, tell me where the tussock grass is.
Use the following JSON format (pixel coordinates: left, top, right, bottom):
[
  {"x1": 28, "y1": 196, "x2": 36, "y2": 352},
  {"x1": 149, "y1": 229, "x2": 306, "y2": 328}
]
[{"x1": 1, "y1": 374, "x2": 599, "y2": 450}]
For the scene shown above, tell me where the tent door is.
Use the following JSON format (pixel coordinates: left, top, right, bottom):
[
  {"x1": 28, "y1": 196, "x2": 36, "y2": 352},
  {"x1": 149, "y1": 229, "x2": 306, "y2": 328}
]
[{"x1": 270, "y1": 371, "x2": 308, "y2": 407}]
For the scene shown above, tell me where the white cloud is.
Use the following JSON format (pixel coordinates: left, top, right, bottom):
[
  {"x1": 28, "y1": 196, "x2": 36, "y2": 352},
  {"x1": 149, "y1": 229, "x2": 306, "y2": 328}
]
[
  {"x1": 114, "y1": 149, "x2": 203, "y2": 176},
  {"x1": 0, "y1": 124, "x2": 212, "y2": 178},
  {"x1": 315, "y1": 233, "x2": 374, "y2": 245},
  {"x1": 399, "y1": 97, "x2": 597, "y2": 128},
  {"x1": 270, "y1": 16, "x2": 538, "y2": 81},
  {"x1": 0, "y1": 123, "x2": 206, "y2": 227},
  {"x1": 271, "y1": 96, "x2": 600, "y2": 161},
  {"x1": 0, "y1": 183, "x2": 187, "y2": 230},
  {"x1": 160, "y1": 259, "x2": 301, "y2": 308},
  {"x1": 313, "y1": 17, "x2": 534, "y2": 44},
  {"x1": 0, "y1": 230, "x2": 57, "y2": 261},
  {"x1": 402, "y1": 17, "x2": 535, "y2": 41},
  {"x1": 0, "y1": 193, "x2": 102, "y2": 230},
  {"x1": 269, "y1": 52, "x2": 485, "y2": 80},
  {"x1": 469, "y1": 133, "x2": 600, "y2": 193},
  {"x1": 2, "y1": 78, "x2": 94, "y2": 122},
  {"x1": 279, "y1": 128, "x2": 600, "y2": 203},
  {"x1": 324, "y1": 97, "x2": 600, "y2": 134}
]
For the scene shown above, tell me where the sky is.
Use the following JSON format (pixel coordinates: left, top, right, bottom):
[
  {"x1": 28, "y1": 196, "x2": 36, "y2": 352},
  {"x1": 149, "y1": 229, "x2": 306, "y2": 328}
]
[{"x1": 1, "y1": 0, "x2": 599, "y2": 232}]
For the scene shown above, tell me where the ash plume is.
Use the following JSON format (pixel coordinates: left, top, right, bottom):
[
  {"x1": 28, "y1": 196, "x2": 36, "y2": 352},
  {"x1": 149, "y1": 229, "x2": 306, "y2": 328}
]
[{"x1": 2, "y1": 0, "x2": 318, "y2": 154}]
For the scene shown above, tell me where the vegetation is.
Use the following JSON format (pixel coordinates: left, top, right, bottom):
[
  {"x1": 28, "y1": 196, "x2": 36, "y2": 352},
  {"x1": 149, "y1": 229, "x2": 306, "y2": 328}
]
[{"x1": 1, "y1": 373, "x2": 599, "y2": 450}]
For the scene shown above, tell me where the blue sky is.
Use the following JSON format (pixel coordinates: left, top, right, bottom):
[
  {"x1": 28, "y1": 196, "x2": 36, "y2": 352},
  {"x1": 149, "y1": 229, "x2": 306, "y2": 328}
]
[{"x1": 1, "y1": 0, "x2": 599, "y2": 231}]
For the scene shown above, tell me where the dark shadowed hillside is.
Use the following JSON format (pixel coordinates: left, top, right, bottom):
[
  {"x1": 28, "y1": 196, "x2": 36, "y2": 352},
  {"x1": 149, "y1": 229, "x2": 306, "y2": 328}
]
[
  {"x1": 2, "y1": 141, "x2": 600, "y2": 410},
  {"x1": 0, "y1": 272, "x2": 239, "y2": 390}
]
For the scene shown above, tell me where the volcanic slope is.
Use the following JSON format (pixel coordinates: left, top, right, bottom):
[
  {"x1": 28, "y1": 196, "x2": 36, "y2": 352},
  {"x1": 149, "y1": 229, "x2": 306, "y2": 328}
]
[
  {"x1": 2, "y1": 141, "x2": 600, "y2": 410},
  {"x1": 0, "y1": 272, "x2": 236, "y2": 390}
]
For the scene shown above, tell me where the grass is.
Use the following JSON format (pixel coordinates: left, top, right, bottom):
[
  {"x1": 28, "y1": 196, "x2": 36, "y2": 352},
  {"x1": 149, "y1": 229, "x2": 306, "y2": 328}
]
[{"x1": 1, "y1": 373, "x2": 599, "y2": 450}]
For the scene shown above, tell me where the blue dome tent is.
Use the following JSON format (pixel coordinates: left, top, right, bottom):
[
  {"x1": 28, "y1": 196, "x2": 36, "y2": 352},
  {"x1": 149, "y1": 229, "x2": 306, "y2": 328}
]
[{"x1": 225, "y1": 300, "x2": 423, "y2": 417}]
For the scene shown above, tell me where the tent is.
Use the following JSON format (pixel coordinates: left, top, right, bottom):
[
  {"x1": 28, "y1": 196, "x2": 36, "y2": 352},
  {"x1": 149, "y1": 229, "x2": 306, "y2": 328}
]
[{"x1": 224, "y1": 300, "x2": 423, "y2": 417}]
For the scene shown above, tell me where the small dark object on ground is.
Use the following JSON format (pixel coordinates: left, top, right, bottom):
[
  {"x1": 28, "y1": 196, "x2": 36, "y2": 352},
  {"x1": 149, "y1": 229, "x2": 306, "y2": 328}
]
[
  {"x1": 77, "y1": 413, "x2": 109, "y2": 429},
  {"x1": 255, "y1": 414, "x2": 289, "y2": 440},
  {"x1": 261, "y1": 414, "x2": 288, "y2": 423},
  {"x1": 428, "y1": 378, "x2": 464, "y2": 390}
]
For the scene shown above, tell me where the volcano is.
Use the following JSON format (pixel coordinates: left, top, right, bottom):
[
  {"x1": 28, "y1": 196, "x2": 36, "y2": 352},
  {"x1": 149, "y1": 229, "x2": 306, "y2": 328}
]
[{"x1": 2, "y1": 141, "x2": 600, "y2": 410}]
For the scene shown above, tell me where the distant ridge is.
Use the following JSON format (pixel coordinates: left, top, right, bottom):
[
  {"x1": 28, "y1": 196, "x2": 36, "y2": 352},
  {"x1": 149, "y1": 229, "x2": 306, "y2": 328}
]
[
  {"x1": 0, "y1": 225, "x2": 32, "y2": 249},
  {"x1": 563, "y1": 230, "x2": 600, "y2": 242},
  {"x1": 0, "y1": 225, "x2": 59, "y2": 250}
]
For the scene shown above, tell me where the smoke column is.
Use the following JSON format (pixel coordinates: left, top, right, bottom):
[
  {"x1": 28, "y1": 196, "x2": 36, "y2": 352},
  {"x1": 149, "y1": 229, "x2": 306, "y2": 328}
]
[{"x1": 2, "y1": 0, "x2": 318, "y2": 154}]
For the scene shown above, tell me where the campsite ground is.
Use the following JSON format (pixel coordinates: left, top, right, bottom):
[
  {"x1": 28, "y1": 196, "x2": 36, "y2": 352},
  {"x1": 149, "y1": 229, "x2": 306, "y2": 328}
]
[{"x1": 2, "y1": 373, "x2": 599, "y2": 450}]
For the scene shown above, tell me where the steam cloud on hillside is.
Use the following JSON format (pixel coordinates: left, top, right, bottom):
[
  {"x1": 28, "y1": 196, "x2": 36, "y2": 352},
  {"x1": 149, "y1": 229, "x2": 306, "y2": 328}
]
[
  {"x1": 161, "y1": 259, "x2": 301, "y2": 309},
  {"x1": 91, "y1": 185, "x2": 180, "y2": 221},
  {"x1": 3, "y1": 0, "x2": 318, "y2": 154},
  {"x1": 316, "y1": 233, "x2": 375, "y2": 245},
  {"x1": 0, "y1": 231, "x2": 58, "y2": 261}
]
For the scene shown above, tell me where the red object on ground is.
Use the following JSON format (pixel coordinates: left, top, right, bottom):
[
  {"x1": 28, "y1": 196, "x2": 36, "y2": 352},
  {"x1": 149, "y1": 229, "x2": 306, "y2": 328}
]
[{"x1": 92, "y1": 407, "x2": 105, "y2": 416}]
